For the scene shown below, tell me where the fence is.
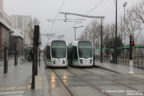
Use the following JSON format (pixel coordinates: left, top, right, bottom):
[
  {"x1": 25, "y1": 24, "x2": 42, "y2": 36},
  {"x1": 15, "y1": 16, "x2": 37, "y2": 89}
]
[{"x1": 95, "y1": 45, "x2": 144, "y2": 69}]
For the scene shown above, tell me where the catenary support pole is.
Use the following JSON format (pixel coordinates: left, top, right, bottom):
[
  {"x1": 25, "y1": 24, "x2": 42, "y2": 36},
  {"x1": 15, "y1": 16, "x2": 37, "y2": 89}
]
[
  {"x1": 115, "y1": 0, "x2": 118, "y2": 64},
  {"x1": 100, "y1": 18, "x2": 103, "y2": 63}
]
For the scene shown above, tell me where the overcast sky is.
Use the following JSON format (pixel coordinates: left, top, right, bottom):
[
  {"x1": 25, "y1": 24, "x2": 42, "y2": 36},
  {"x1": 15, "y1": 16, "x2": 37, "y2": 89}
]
[{"x1": 4, "y1": 0, "x2": 141, "y2": 47}]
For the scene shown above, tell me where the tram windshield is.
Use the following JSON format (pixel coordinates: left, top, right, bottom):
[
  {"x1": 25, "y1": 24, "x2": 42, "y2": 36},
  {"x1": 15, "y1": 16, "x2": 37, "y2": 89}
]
[
  {"x1": 78, "y1": 41, "x2": 92, "y2": 58},
  {"x1": 51, "y1": 41, "x2": 66, "y2": 58}
]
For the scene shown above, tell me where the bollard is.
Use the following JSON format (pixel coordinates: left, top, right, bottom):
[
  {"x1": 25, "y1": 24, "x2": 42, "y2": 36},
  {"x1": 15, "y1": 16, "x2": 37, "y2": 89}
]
[
  {"x1": 128, "y1": 60, "x2": 134, "y2": 73},
  {"x1": 4, "y1": 47, "x2": 8, "y2": 73},
  {"x1": 14, "y1": 41, "x2": 18, "y2": 66}
]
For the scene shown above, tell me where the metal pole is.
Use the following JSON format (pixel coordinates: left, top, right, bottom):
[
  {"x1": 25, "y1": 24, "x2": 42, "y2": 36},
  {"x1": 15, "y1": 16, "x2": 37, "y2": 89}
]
[
  {"x1": 128, "y1": 34, "x2": 134, "y2": 73},
  {"x1": 100, "y1": 18, "x2": 103, "y2": 63},
  {"x1": 74, "y1": 28, "x2": 76, "y2": 41},
  {"x1": 4, "y1": 47, "x2": 8, "y2": 73},
  {"x1": 39, "y1": 48, "x2": 41, "y2": 66},
  {"x1": 129, "y1": 35, "x2": 132, "y2": 60},
  {"x1": 31, "y1": 46, "x2": 35, "y2": 89},
  {"x1": 31, "y1": 31, "x2": 36, "y2": 89},
  {"x1": 124, "y1": 6, "x2": 125, "y2": 44},
  {"x1": 115, "y1": 0, "x2": 118, "y2": 64},
  {"x1": 123, "y1": 2, "x2": 127, "y2": 45},
  {"x1": 35, "y1": 46, "x2": 38, "y2": 75},
  {"x1": 31, "y1": 25, "x2": 40, "y2": 89},
  {"x1": 14, "y1": 39, "x2": 18, "y2": 66}
]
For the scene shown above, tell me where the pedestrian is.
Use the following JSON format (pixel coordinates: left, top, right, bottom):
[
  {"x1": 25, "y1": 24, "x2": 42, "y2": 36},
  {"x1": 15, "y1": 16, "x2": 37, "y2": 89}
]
[{"x1": 28, "y1": 50, "x2": 33, "y2": 61}]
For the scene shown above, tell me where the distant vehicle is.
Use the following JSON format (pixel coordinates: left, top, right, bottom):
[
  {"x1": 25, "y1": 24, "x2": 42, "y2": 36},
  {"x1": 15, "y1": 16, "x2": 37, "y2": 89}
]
[
  {"x1": 68, "y1": 40, "x2": 94, "y2": 67},
  {"x1": 44, "y1": 40, "x2": 68, "y2": 67}
]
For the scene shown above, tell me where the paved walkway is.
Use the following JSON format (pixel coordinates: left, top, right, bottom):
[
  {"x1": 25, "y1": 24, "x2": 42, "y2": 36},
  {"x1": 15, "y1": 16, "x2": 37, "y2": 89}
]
[
  {"x1": 95, "y1": 61, "x2": 144, "y2": 79},
  {"x1": 0, "y1": 57, "x2": 49, "y2": 96}
]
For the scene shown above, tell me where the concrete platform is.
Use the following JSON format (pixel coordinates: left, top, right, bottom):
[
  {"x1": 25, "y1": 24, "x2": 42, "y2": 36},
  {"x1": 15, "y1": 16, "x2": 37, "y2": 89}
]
[
  {"x1": 95, "y1": 61, "x2": 144, "y2": 79},
  {"x1": 0, "y1": 57, "x2": 49, "y2": 96}
]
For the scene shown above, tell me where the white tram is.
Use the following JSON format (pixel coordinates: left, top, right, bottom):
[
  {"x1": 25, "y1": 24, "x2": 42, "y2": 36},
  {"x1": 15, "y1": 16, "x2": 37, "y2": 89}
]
[
  {"x1": 44, "y1": 40, "x2": 68, "y2": 67},
  {"x1": 68, "y1": 40, "x2": 94, "y2": 67}
]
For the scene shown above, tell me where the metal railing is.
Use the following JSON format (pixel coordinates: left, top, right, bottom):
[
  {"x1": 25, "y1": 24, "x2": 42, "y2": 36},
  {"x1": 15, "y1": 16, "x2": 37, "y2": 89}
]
[{"x1": 95, "y1": 47, "x2": 144, "y2": 69}]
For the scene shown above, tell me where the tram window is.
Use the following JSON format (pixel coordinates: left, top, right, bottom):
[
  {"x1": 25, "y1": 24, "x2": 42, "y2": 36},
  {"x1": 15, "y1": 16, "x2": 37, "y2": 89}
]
[
  {"x1": 78, "y1": 41, "x2": 92, "y2": 58},
  {"x1": 51, "y1": 41, "x2": 66, "y2": 58},
  {"x1": 72, "y1": 46, "x2": 78, "y2": 59},
  {"x1": 47, "y1": 46, "x2": 51, "y2": 59}
]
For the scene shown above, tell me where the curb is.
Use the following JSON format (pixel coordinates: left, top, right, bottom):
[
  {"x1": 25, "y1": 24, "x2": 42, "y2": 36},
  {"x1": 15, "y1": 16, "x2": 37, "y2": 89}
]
[
  {"x1": 94, "y1": 64, "x2": 121, "y2": 74},
  {"x1": 95, "y1": 64, "x2": 144, "y2": 80}
]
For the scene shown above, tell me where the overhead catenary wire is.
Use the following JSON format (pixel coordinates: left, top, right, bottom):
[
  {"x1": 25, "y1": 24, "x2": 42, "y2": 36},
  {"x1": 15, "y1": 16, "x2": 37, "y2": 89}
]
[
  {"x1": 87, "y1": 0, "x2": 104, "y2": 14},
  {"x1": 55, "y1": 0, "x2": 66, "y2": 19},
  {"x1": 74, "y1": 0, "x2": 106, "y2": 26},
  {"x1": 49, "y1": 0, "x2": 66, "y2": 33}
]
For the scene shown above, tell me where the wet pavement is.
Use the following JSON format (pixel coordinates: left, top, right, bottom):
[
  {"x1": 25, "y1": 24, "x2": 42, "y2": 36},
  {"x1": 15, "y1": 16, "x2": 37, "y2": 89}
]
[
  {"x1": 1, "y1": 58, "x2": 144, "y2": 96},
  {"x1": 95, "y1": 61, "x2": 144, "y2": 73},
  {"x1": 0, "y1": 57, "x2": 47, "y2": 96},
  {"x1": 46, "y1": 67, "x2": 144, "y2": 96}
]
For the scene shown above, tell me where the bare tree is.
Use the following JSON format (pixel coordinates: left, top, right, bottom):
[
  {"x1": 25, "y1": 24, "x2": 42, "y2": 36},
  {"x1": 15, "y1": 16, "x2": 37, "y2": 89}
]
[
  {"x1": 78, "y1": 20, "x2": 117, "y2": 48},
  {"x1": 132, "y1": 0, "x2": 144, "y2": 24},
  {"x1": 124, "y1": 9, "x2": 142, "y2": 43},
  {"x1": 78, "y1": 20, "x2": 102, "y2": 47}
]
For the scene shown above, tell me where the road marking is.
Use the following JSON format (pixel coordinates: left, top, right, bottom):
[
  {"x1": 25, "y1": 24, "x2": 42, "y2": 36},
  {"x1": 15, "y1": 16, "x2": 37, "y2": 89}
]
[
  {"x1": 0, "y1": 91, "x2": 24, "y2": 95},
  {"x1": 0, "y1": 86, "x2": 27, "y2": 91}
]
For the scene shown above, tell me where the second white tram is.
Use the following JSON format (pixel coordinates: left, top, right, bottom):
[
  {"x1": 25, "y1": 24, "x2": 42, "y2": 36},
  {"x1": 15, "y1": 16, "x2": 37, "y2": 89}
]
[
  {"x1": 68, "y1": 41, "x2": 94, "y2": 67},
  {"x1": 44, "y1": 40, "x2": 68, "y2": 67}
]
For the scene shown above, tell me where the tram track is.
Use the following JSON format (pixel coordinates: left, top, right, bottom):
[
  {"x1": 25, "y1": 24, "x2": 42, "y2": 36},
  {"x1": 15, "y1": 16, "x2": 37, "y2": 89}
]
[
  {"x1": 46, "y1": 68, "x2": 74, "y2": 96},
  {"x1": 45, "y1": 66, "x2": 144, "y2": 96},
  {"x1": 52, "y1": 68, "x2": 108, "y2": 96},
  {"x1": 52, "y1": 69, "x2": 74, "y2": 96},
  {"x1": 72, "y1": 67, "x2": 144, "y2": 92},
  {"x1": 62, "y1": 68, "x2": 109, "y2": 96}
]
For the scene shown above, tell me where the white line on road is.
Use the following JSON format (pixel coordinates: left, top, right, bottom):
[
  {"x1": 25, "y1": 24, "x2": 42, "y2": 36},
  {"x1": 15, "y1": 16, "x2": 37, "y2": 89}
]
[{"x1": 0, "y1": 91, "x2": 24, "y2": 95}]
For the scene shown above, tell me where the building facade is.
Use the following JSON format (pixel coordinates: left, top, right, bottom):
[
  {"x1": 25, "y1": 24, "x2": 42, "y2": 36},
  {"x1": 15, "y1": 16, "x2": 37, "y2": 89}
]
[
  {"x1": 9, "y1": 29, "x2": 24, "y2": 56},
  {"x1": 0, "y1": 0, "x2": 3, "y2": 11},
  {"x1": 0, "y1": 0, "x2": 12, "y2": 57},
  {"x1": 11, "y1": 15, "x2": 33, "y2": 49}
]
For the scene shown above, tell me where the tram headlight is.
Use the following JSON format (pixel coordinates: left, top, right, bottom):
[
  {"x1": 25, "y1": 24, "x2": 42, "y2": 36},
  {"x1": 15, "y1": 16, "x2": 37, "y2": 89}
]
[
  {"x1": 63, "y1": 59, "x2": 65, "y2": 64},
  {"x1": 90, "y1": 59, "x2": 92, "y2": 64},
  {"x1": 52, "y1": 59, "x2": 55, "y2": 64},
  {"x1": 80, "y1": 59, "x2": 83, "y2": 64}
]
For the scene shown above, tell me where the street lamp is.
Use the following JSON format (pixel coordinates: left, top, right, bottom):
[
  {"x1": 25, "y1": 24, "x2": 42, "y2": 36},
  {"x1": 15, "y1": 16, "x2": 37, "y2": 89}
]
[
  {"x1": 115, "y1": 0, "x2": 118, "y2": 64},
  {"x1": 41, "y1": 33, "x2": 56, "y2": 40},
  {"x1": 57, "y1": 35, "x2": 65, "y2": 39},
  {"x1": 123, "y1": 2, "x2": 127, "y2": 45},
  {"x1": 73, "y1": 26, "x2": 84, "y2": 40}
]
